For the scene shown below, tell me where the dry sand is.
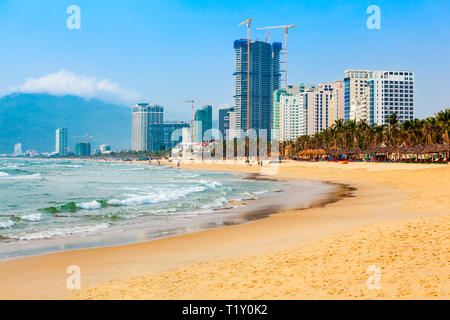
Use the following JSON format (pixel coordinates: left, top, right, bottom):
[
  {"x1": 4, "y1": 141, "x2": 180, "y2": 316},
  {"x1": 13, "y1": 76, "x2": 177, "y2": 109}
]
[{"x1": 0, "y1": 161, "x2": 449, "y2": 299}]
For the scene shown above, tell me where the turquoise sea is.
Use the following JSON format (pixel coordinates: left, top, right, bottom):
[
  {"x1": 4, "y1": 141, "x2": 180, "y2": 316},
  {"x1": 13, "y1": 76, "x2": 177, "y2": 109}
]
[{"x1": 0, "y1": 158, "x2": 336, "y2": 260}]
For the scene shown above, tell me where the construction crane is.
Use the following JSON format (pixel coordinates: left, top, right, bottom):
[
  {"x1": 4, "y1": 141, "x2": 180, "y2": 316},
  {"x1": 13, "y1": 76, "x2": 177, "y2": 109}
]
[
  {"x1": 238, "y1": 18, "x2": 252, "y2": 132},
  {"x1": 72, "y1": 134, "x2": 94, "y2": 144},
  {"x1": 264, "y1": 31, "x2": 271, "y2": 43},
  {"x1": 185, "y1": 100, "x2": 195, "y2": 144},
  {"x1": 257, "y1": 24, "x2": 295, "y2": 88}
]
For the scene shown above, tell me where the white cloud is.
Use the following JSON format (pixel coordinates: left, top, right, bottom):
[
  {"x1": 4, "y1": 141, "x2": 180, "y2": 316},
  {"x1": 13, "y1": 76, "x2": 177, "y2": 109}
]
[{"x1": 9, "y1": 70, "x2": 140, "y2": 104}]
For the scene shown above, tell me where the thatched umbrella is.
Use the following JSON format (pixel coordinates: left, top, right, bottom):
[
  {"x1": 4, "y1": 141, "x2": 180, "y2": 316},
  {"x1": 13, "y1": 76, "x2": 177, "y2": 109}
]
[
  {"x1": 326, "y1": 148, "x2": 344, "y2": 156},
  {"x1": 298, "y1": 149, "x2": 326, "y2": 156}
]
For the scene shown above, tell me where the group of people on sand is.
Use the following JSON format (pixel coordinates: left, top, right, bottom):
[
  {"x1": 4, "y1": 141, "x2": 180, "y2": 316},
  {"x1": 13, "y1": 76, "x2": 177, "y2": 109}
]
[{"x1": 148, "y1": 159, "x2": 161, "y2": 165}]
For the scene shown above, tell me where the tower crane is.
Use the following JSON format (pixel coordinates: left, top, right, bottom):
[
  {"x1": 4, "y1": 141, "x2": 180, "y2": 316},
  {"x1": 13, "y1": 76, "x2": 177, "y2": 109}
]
[
  {"x1": 72, "y1": 134, "x2": 94, "y2": 144},
  {"x1": 185, "y1": 99, "x2": 195, "y2": 143},
  {"x1": 239, "y1": 18, "x2": 252, "y2": 132},
  {"x1": 257, "y1": 24, "x2": 295, "y2": 88}
]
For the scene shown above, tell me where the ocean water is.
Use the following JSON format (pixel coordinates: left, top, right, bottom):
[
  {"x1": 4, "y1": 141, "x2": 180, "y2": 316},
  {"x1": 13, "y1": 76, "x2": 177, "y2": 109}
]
[
  {"x1": 0, "y1": 159, "x2": 284, "y2": 239},
  {"x1": 0, "y1": 158, "x2": 338, "y2": 260}
]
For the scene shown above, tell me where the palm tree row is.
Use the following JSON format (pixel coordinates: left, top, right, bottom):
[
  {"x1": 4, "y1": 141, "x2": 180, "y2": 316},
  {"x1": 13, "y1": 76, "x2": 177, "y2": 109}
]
[{"x1": 281, "y1": 108, "x2": 450, "y2": 158}]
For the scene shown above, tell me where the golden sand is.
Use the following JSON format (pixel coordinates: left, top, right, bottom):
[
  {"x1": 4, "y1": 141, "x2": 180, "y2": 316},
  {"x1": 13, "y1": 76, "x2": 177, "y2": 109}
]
[
  {"x1": 0, "y1": 161, "x2": 449, "y2": 299},
  {"x1": 78, "y1": 214, "x2": 450, "y2": 300}
]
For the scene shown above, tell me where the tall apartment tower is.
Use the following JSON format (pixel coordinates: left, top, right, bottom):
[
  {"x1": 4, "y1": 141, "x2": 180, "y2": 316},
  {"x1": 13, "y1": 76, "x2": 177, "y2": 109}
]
[
  {"x1": 14, "y1": 143, "x2": 22, "y2": 156},
  {"x1": 367, "y1": 70, "x2": 415, "y2": 124},
  {"x1": 344, "y1": 70, "x2": 369, "y2": 123},
  {"x1": 275, "y1": 84, "x2": 317, "y2": 141},
  {"x1": 233, "y1": 39, "x2": 282, "y2": 139},
  {"x1": 55, "y1": 128, "x2": 68, "y2": 156},
  {"x1": 132, "y1": 104, "x2": 164, "y2": 151},
  {"x1": 218, "y1": 107, "x2": 234, "y2": 139},
  {"x1": 194, "y1": 105, "x2": 212, "y2": 143},
  {"x1": 344, "y1": 70, "x2": 414, "y2": 125},
  {"x1": 307, "y1": 83, "x2": 334, "y2": 135},
  {"x1": 328, "y1": 81, "x2": 345, "y2": 127}
]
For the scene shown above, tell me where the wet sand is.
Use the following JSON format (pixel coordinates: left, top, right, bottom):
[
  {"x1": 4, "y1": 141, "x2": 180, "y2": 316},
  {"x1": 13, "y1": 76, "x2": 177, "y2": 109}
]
[{"x1": 0, "y1": 161, "x2": 449, "y2": 299}]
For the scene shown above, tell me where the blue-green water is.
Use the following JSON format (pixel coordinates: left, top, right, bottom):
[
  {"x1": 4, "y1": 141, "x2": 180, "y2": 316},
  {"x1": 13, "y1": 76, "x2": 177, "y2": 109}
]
[
  {"x1": 0, "y1": 159, "x2": 279, "y2": 244},
  {"x1": 0, "y1": 158, "x2": 338, "y2": 261}
]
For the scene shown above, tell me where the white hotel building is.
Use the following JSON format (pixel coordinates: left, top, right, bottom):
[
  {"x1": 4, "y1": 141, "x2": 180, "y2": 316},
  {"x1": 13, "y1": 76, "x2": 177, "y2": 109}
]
[
  {"x1": 344, "y1": 70, "x2": 415, "y2": 125},
  {"x1": 277, "y1": 83, "x2": 333, "y2": 141},
  {"x1": 367, "y1": 70, "x2": 415, "y2": 124},
  {"x1": 279, "y1": 94, "x2": 308, "y2": 141}
]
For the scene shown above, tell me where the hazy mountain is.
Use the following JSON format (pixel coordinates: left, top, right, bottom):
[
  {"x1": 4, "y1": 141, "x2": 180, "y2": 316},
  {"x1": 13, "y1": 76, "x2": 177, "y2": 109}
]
[{"x1": 0, "y1": 93, "x2": 132, "y2": 154}]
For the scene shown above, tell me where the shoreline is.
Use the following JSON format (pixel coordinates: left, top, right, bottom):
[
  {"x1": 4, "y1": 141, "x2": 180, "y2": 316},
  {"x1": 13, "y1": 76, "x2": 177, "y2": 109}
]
[
  {"x1": 0, "y1": 170, "x2": 340, "y2": 262},
  {"x1": 0, "y1": 161, "x2": 448, "y2": 299}
]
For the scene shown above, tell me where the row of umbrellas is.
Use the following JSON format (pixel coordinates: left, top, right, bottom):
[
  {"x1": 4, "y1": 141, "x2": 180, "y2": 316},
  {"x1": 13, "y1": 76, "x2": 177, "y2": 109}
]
[{"x1": 297, "y1": 144, "x2": 450, "y2": 156}]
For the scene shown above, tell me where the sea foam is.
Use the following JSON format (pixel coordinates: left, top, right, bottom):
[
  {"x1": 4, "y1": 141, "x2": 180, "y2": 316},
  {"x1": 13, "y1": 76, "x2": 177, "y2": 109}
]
[
  {"x1": 13, "y1": 223, "x2": 111, "y2": 240},
  {"x1": 0, "y1": 220, "x2": 14, "y2": 229},
  {"x1": 20, "y1": 213, "x2": 42, "y2": 222},
  {"x1": 107, "y1": 186, "x2": 207, "y2": 206},
  {"x1": 77, "y1": 200, "x2": 102, "y2": 210}
]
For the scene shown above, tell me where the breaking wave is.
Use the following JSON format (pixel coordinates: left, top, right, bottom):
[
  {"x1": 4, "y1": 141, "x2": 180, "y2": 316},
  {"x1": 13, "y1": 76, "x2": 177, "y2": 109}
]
[
  {"x1": 12, "y1": 223, "x2": 111, "y2": 241},
  {"x1": 20, "y1": 213, "x2": 42, "y2": 222},
  {"x1": 107, "y1": 186, "x2": 207, "y2": 206},
  {"x1": 0, "y1": 220, "x2": 14, "y2": 229}
]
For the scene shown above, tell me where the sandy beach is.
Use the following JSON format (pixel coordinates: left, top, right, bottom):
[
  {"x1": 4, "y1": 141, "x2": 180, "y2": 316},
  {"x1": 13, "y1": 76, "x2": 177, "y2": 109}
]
[{"x1": 0, "y1": 161, "x2": 449, "y2": 299}]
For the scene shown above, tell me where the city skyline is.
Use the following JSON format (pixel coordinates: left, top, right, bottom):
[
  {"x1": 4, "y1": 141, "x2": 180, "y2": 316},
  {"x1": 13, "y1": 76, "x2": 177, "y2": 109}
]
[{"x1": 0, "y1": 0, "x2": 449, "y2": 122}]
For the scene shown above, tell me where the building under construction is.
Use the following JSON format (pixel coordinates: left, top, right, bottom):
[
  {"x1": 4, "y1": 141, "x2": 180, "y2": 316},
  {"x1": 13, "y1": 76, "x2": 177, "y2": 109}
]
[{"x1": 233, "y1": 39, "x2": 282, "y2": 139}]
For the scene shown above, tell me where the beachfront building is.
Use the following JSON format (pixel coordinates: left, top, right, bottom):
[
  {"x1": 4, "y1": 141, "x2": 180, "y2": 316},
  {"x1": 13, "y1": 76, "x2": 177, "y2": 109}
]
[
  {"x1": 307, "y1": 83, "x2": 334, "y2": 135},
  {"x1": 279, "y1": 93, "x2": 309, "y2": 141},
  {"x1": 328, "y1": 81, "x2": 345, "y2": 127},
  {"x1": 227, "y1": 110, "x2": 239, "y2": 139},
  {"x1": 344, "y1": 70, "x2": 370, "y2": 123},
  {"x1": 14, "y1": 143, "x2": 22, "y2": 156},
  {"x1": 75, "y1": 142, "x2": 91, "y2": 156},
  {"x1": 272, "y1": 84, "x2": 317, "y2": 141},
  {"x1": 148, "y1": 122, "x2": 190, "y2": 151},
  {"x1": 344, "y1": 69, "x2": 415, "y2": 125},
  {"x1": 367, "y1": 70, "x2": 415, "y2": 124},
  {"x1": 218, "y1": 106, "x2": 234, "y2": 139},
  {"x1": 233, "y1": 39, "x2": 281, "y2": 139},
  {"x1": 99, "y1": 144, "x2": 111, "y2": 154},
  {"x1": 132, "y1": 104, "x2": 164, "y2": 151},
  {"x1": 272, "y1": 89, "x2": 286, "y2": 141},
  {"x1": 194, "y1": 105, "x2": 212, "y2": 143},
  {"x1": 55, "y1": 128, "x2": 68, "y2": 156}
]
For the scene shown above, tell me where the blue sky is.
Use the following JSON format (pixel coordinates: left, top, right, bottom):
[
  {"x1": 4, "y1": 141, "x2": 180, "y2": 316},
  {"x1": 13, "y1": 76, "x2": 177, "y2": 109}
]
[{"x1": 0, "y1": 0, "x2": 449, "y2": 120}]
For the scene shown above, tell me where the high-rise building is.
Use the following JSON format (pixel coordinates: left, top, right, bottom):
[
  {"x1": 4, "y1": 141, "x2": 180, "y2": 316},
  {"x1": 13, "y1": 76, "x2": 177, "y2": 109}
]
[
  {"x1": 75, "y1": 142, "x2": 91, "y2": 156},
  {"x1": 272, "y1": 89, "x2": 287, "y2": 141},
  {"x1": 218, "y1": 107, "x2": 234, "y2": 139},
  {"x1": 328, "y1": 81, "x2": 345, "y2": 127},
  {"x1": 132, "y1": 103, "x2": 189, "y2": 151},
  {"x1": 367, "y1": 70, "x2": 415, "y2": 124},
  {"x1": 55, "y1": 128, "x2": 68, "y2": 156},
  {"x1": 194, "y1": 105, "x2": 212, "y2": 143},
  {"x1": 279, "y1": 93, "x2": 309, "y2": 141},
  {"x1": 233, "y1": 39, "x2": 281, "y2": 138},
  {"x1": 344, "y1": 70, "x2": 414, "y2": 125},
  {"x1": 149, "y1": 122, "x2": 190, "y2": 151},
  {"x1": 274, "y1": 83, "x2": 317, "y2": 141},
  {"x1": 14, "y1": 143, "x2": 22, "y2": 156},
  {"x1": 344, "y1": 70, "x2": 369, "y2": 123},
  {"x1": 308, "y1": 84, "x2": 334, "y2": 134},
  {"x1": 132, "y1": 104, "x2": 164, "y2": 151},
  {"x1": 227, "y1": 110, "x2": 237, "y2": 139},
  {"x1": 100, "y1": 144, "x2": 111, "y2": 154}
]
